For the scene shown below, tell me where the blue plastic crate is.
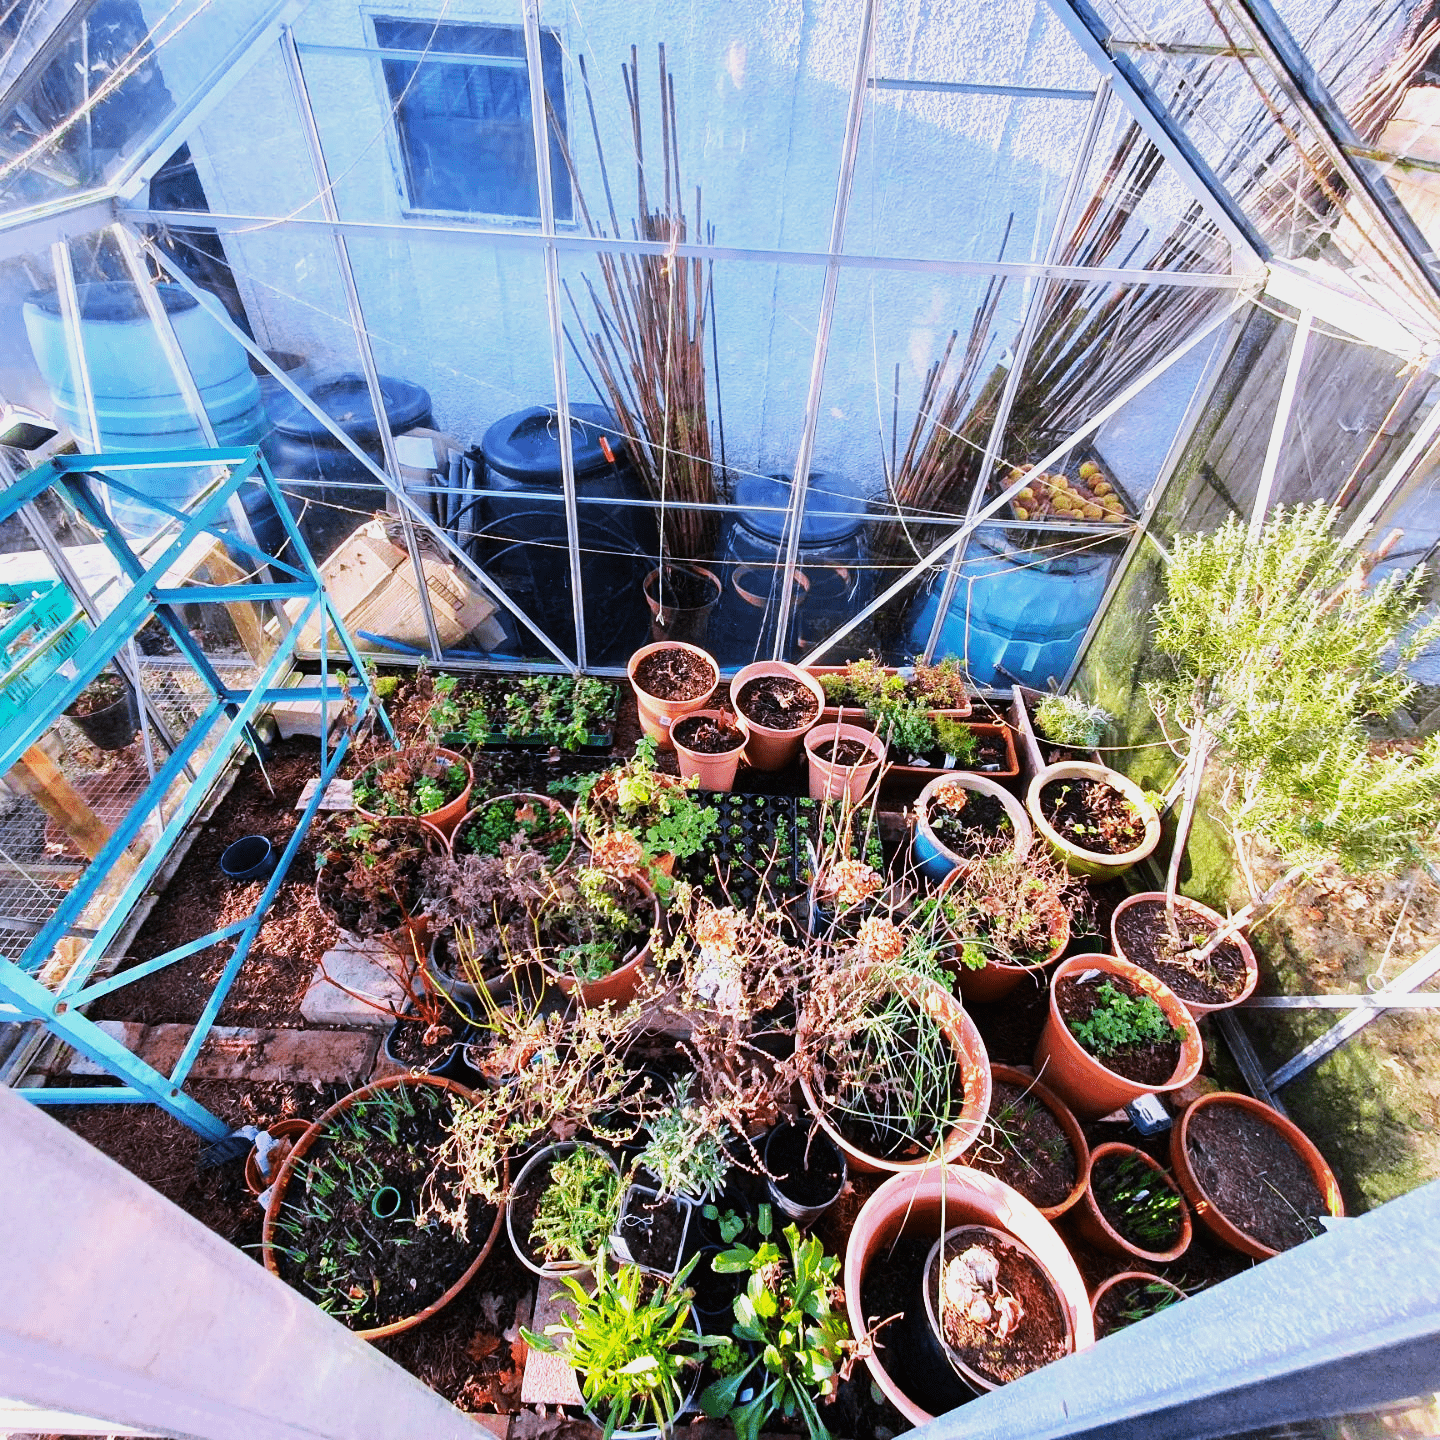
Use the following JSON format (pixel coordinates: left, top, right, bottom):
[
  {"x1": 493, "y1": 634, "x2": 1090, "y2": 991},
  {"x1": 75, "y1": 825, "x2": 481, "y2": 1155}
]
[{"x1": 0, "y1": 580, "x2": 89, "y2": 731}]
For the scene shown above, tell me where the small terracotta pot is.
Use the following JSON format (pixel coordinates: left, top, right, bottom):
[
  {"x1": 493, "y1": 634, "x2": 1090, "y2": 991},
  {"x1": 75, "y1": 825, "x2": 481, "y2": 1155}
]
[
  {"x1": 913, "y1": 771, "x2": 1032, "y2": 884},
  {"x1": 938, "y1": 867, "x2": 1068, "y2": 1006},
  {"x1": 729, "y1": 660, "x2": 825, "y2": 771},
  {"x1": 244, "y1": 1116, "x2": 311, "y2": 1196},
  {"x1": 1026, "y1": 761, "x2": 1161, "y2": 879},
  {"x1": 1033, "y1": 953, "x2": 1203, "y2": 1121},
  {"x1": 1089, "y1": 1270, "x2": 1187, "y2": 1338},
  {"x1": 1169, "y1": 1091, "x2": 1344, "y2": 1260},
  {"x1": 355, "y1": 746, "x2": 473, "y2": 839},
  {"x1": 1110, "y1": 891, "x2": 1259, "y2": 1017},
  {"x1": 799, "y1": 973, "x2": 992, "y2": 1174},
  {"x1": 670, "y1": 708, "x2": 748, "y2": 792},
  {"x1": 1072, "y1": 1141, "x2": 1192, "y2": 1264},
  {"x1": 844, "y1": 1166, "x2": 1094, "y2": 1427},
  {"x1": 978, "y1": 1064, "x2": 1089, "y2": 1220},
  {"x1": 538, "y1": 872, "x2": 661, "y2": 1006},
  {"x1": 262, "y1": 1074, "x2": 506, "y2": 1341},
  {"x1": 643, "y1": 562, "x2": 722, "y2": 644},
  {"x1": 804, "y1": 722, "x2": 885, "y2": 802},
  {"x1": 627, "y1": 640, "x2": 720, "y2": 751},
  {"x1": 450, "y1": 791, "x2": 578, "y2": 869}
]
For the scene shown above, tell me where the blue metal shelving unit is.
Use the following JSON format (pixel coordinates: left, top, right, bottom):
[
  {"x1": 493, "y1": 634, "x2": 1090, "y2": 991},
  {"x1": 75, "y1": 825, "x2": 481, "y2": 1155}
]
[{"x1": 0, "y1": 446, "x2": 388, "y2": 1138}]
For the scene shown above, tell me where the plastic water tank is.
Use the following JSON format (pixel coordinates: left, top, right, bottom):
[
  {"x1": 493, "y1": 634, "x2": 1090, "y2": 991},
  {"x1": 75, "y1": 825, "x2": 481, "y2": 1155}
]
[
  {"x1": 905, "y1": 528, "x2": 1115, "y2": 689},
  {"x1": 264, "y1": 374, "x2": 432, "y2": 562},
  {"x1": 23, "y1": 281, "x2": 266, "y2": 524}
]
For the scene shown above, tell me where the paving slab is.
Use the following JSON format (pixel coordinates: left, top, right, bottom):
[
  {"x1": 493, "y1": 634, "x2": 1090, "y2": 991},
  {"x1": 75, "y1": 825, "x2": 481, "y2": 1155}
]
[
  {"x1": 300, "y1": 942, "x2": 406, "y2": 1027},
  {"x1": 62, "y1": 1020, "x2": 147, "y2": 1076},
  {"x1": 295, "y1": 775, "x2": 354, "y2": 811},
  {"x1": 520, "y1": 1276, "x2": 583, "y2": 1407}
]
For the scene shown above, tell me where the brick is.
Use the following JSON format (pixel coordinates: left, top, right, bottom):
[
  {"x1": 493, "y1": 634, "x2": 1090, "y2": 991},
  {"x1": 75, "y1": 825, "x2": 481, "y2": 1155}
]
[
  {"x1": 137, "y1": 1025, "x2": 378, "y2": 1083},
  {"x1": 62, "y1": 1020, "x2": 147, "y2": 1075},
  {"x1": 520, "y1": 1276, "x2": 583, "y2": 1407},
  {"x1": 300, "y1": 943, "x2": 406, "y2": 1028}
]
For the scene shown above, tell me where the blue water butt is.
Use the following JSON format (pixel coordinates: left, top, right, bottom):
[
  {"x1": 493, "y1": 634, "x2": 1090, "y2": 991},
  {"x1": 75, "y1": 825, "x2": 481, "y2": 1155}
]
[
  {"x1": 23, "y1": 281, "x2": 266, "y2": 527},
  {"x1": 906, "y1": 529, "x2": 1114, "y2": 689}
]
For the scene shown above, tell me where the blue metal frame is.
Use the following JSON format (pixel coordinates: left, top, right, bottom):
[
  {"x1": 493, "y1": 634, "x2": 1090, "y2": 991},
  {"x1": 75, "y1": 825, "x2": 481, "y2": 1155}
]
[{"x1": 0, "y1": 447, "x2": 387, "y2": 1139}]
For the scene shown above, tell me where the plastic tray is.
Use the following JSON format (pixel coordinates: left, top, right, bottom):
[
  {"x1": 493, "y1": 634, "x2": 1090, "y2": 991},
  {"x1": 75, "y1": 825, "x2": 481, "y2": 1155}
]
[{"x1": 0, "y1": 580, "x2": 88, "y2": 731}]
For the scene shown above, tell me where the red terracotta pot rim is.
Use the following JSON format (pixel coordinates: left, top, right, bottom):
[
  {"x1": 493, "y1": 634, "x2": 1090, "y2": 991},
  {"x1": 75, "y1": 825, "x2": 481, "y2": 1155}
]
[
  {"x1": 1081, "y1": 1141, "x2": 1192, "y2": 1264},
  {"x1": 983, "y1": 1064, "x2": 1090, "y2": 1219},
  {"x1": 671, "y1": 707, "x2": 748, "y2": 756},
  {"x1": 1109, "y1": 891, "x2": 1259, "y2": 1014},
  {"x1": 261, "y1": 1074, "x2": 505, "y2": 1340},
  {"x1": 1088, "y1": 1269, "x2": 1188, "y2": 1319},
  {"x1": 729, "y1": 661, "x2": 826, "y2": 737},
  {"x1": 804, "y1": 721, "x2": 886, "y2": 767},
  {"x1": 626, "y1": 640, "x2": 721, "y2": 704}
]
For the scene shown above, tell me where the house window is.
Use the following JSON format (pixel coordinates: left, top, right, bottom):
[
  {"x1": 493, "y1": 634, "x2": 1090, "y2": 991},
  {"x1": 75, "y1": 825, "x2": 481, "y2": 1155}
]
[{"x1": 373, "y1": 18, "x2": 571, "y2": 222}]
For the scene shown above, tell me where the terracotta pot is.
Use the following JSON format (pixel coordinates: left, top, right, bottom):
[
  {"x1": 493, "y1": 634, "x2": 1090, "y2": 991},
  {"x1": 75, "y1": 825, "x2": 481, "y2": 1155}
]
[
  {"x1": 913, "y1": 771, "x2": 1032, "y2": 884},
  {"x1": 975, "y1": 1064, "x2": 1089, "y2": 1220},
  {"x1": 1089, "y1": 1270, "x2": 1187, "y2": 1338},
  {"x1": 450, "y1": 791, "x2": 578, "y2": 869},
  {"x1": 1034, "y1": 953, "x2": 1203, "y2": 1121},
  {"x1": 1026, "y1": 761, "x2": 1161, "y2": 879},
  {"x1": 539, "y1": 872, "x2": 661, "y2": 1006},
  {"x1": 1071, "y1": 1141, "x2": 1192, "y2": 1264},
  {"x1": 807, "y1": 663, "x2": 972, "y2": 727},
  {"x1": 804, "y1": 722, "x2": 885, "y2": 802},
  {"x1": 800, "y1": 973, "x2": 991, "y2": 1174},
  {"x1": 244, "y1": 1116, "x2": 311, "y2": 1196},
  {"x1": 670, "y1": 708, "x2": 748, "y2": 792},
  {"x1": 355, "y1": 746, "x2": 474, "y2": 839},
  {"x1": 262, "y1": 1074, "x2": 506, "y2": 1340},
  {"x1": 314, "y1": 816, "x2": 445, "y2": 946},
  {"x1": 627, "y1": 640, "x2": 720, "y2": 751},
  {"x1": 937, "y1": 866, "x2": 1068, "y2": 1006},
  {"x1": 729, "y1": 661, "x2": 825, "y2": 771},
  {"x1": 844, "y1": 1165, "x2": 1094, "y2": 1427},
  {"x1": 1169, "y1": 1091, "x2": 1344, "y2": 1260},
  {"x1": 507, "y1": 1140, "x2": 622, "y2": 1278},
  {"x1": 643, "y1": 562, "x2": 722, "y2": 644},
  {"x1": 920, "y1": 1223, "x2": 1075, "y2": 1393},
  {"x1": 1110, "y1": 891, "x2": 1259, "y2": 1017}
]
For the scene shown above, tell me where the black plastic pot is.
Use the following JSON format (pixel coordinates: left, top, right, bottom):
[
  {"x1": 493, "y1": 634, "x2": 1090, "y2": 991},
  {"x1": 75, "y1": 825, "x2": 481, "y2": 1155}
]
[
  {"x1": 219, "y1": 834, "x2": 275, "y2": 882},
  {"x1": 689, "y1": 1243, "x2": 745, "y2": 1334},
  {"x1": 764, "y1": 1120, "x2": 847, "y2": 1225},
  {"x1": 382, "y1": 999, "x2": 475, "y2": 1080},
  {"x1": 65, "y1": 680, "x2": 138, "y2": 750}
]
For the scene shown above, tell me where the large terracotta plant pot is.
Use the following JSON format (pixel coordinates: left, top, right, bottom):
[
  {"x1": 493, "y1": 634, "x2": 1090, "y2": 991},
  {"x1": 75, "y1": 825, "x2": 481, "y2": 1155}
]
[
  {"x1": 1026, "y1": 761, "x2": 1161, "y2": 879},
  {"x1": 970, "y1": 1064, "x2": 1089, "y2": 1221},
  {"x1": 844, "y1": 1165, "x2": 1094, "y2": 1427},
  {"x1": 938, "y1": 866, "x2": 1068, "y2": 1006},
  {"x1": 450, "y1": 791, "x2": 577, "y2": 869},
  {"x1": 804, "y1": 721, "x2": 885, "y2": 802},
  {"x1": 729, "y1": 660, "x2": 824, "y2": 771},
  {"x1": 670, "y1": 708, "x2": 747, "y2": 792},
  {"x1": 1110, "y1": 891, "x2": 1259, "y2": 1017},
  {"x1": 799, "y1": 974, "x2": 991, "y2": 1174},
  {"x1": 912, "y1": 771, "x2": 1031, "y2": 884},
  {"x1": 262, "y1": 1074, "x2": 506, "y2": 1341},
  {"x1": 1169, "y1": 1091, "x2": 1344, "y2": 1260},
  {"x1": 1071, "y1": 1141, "x2": 1192, "y2": 1264},
  {"x1": 314, "y1": 816, "x2": 446, "y2": 947},
  {"x1": 355, "y1": 746, "x2": 473, "y2": 839},
  {"x1": 1034, "y1": 953, "x2": 1203, "y2": 1121},
  {"x1": 538, "y1": 872, "x2": 662, "y2": 1006},
  {"x1": 627, "y1": 640, "x2": 719, "y2": 751}
]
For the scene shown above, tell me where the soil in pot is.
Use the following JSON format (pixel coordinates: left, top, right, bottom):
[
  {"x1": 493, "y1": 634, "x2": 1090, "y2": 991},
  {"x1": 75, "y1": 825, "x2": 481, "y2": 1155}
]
[
  {"x1": 1039, "y1": 778, "x2": 1146, "y2": 854},
  {"x1": 928, "y1": 788, "x2": 1013, "y2": 858},
  {"x1": 615, "y1": 1186, "x2": 689, "y2": 1271},
  {"x1": 672, "y1": 713, "x2": 746, "y2": 753},
  {"x1": 1093, "y1": 1276, "x2": 1184, "y2": 1339},
  {"x1": 269, "y1": 1085, "x2": 498, "y2": 1331},
  {"x1": 1113, "y1": 898, "x2": 1249, "y2": 1008},
  {"x1": 1089, "y1": 1149, "x2": 1187, "y2": 1255},
  {"x1": 1056, "y1": 969, "x2": 1182, "y2": 1087},
  {"x1": 736, "y1": 674, "x2": 820, "y2": 731},
  {"x1": 1185, "y1": 1102, "x2": 1328, "y2": 1251},
  {"x1": 862, "y1": 1236, "x2": 973, "y2": 1416},
  {"x1": 386, "y1": 1010, "x2": 471, "y2": 1069},
  {"x1": 650, "y1": 566, "x2": 718, "y2": 611},
  {"x1": 634, "y1": 647, "x2": 716, "y2": 701},
  {"x1": 967, "y1": 1080, "x2": 1077, "y2": 1212},
  {"x1": 814, "y1": 735, "x2": 874, "y2": 767},
  {"x1": 927, "y1": 1232, "x2": 1070, "y2": 1386},
  {"x1": 454, "y1": 796, "x2": 571, "y2": 867},
  {"x1": 766, "y1": 1121, "x2": 845, "y2": 1209},
  {"x1": 68, "y1": 672, "x2": 127, "y2": 716}
]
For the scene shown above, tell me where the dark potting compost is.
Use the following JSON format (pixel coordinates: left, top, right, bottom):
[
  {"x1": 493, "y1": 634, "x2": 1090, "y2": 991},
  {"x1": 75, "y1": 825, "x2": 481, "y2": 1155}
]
[
  {"x1": 672, "y1": 712, "x2": 746, "y2": 753},
  {"x1": 767, "y1": 1121, "x2": 845, "y2": 1207},
  {"x1": 1093, "y1": 1275, "x2": 1183, "y2": 1339},
  {"x1": 1056, "y1": 970, "x2": 1182, "y2": 1087},
  {"x1": 615, "y1": 1186, "x2": 689, "y2": 1271},
  {"x1": 928, "y1": 788, "x2": 1013, "y2": 856},
  {"x1": 1114, "y1": 898, "x2": 1248, "y2": 1006},
  {"x1": 736, "y1": 675, "x2": 820, "y2": 731},
  {"x1": 967, "y1": 1080, "x2": 1077, "y2": 1211},
  {"x1": 1090, "y1": 1150, "x2": 1185, "y2": 1251},
  {"x1": 1039, "y1": 778, "x2": 1146, "y2": 853},
  {"x1": 634, "y1": 647, "x2": 716, "y2": 701},
  {"x1": 814, "y1": 736, "x2": 874, "y2": 767}
]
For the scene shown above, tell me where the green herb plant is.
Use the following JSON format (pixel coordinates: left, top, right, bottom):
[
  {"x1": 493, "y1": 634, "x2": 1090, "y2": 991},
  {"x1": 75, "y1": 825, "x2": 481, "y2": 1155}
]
[
  {"x1": 1034, "y1": 692, "x2": 1112, "y2": 749},
  {"x1": 1109, "y1": 1278, "x2": 1184, "y2": 1329},
  {"x1": 932, "y1": 717, "x2": 978, "y2": 764},
  {"x1": 523, "y1": 1255, "x2": 710, "y2": 1440},
  {"x1": 1067, "y1": 981, "x2": 1182, "y2": 1058},
  {"x1": 700, "y1": 1204, "x2": 852, "y2": 1440},
  {"x1": 353, "y1": 746, "x2": 466, "y2": 818},
  {"x1": 636, "y1": 1076, "x2": 732, "y2": 1202},
  {"x1": 530, "y1": 1145, "x2": 622, "y2": 1266},
  {"x1": 1092, "y1": 1152, "x2": 1185, "y2": 1249}
]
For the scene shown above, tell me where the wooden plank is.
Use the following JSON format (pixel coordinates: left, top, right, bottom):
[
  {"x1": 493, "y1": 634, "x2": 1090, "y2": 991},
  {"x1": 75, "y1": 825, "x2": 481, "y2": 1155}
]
[
  {"x1": 6, "y1": 744, "x2": 109, "y2": 860},
  {"x1": 199, "y1": 538, "x2": 270, "y2": 667}
]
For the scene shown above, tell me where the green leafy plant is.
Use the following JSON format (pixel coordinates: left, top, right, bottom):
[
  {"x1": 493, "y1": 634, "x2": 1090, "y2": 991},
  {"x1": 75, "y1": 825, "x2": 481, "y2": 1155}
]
[
  {"x1": 530, "y1": 1145, "x2": 622, "y2": 1266},
  {"x1": 1109, "y1": 1278, "x2": 1184, "y2": 1328},
  {"x1": 700, "y1": 1204, "x2": 851, "y2": 1440},
  {"x1": 933, "y1": 716, "x2": 978, "y2": 764},
  {"x1": 1067, "y1": 981, "x2": 1182, "y2": 1057},
  {"x1": 523, "y1": 1255, "x2": 709, "y2": 1440},
  {"x1": 637, "y1": 1077, "x2": 732, "y2": 1202},
  {"x1": 353, "y1": 747, "x2": 466, "y2": 818},
  {"x1": 1092, "y1": 1152, "x2": 1185, "y2": 1249},
  {"x1": 1034, "y1": 692, "x2": 1111, "y2": 748},
  {"x1": 531, "y1": 867, "x2": 651, "y2": 982},
  {"x1": 936, "y1": 839, "x2": 1079, "y2": 970},
  {"x1": 872, "y1": 695, "x2": 937, "y2": 758}
]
